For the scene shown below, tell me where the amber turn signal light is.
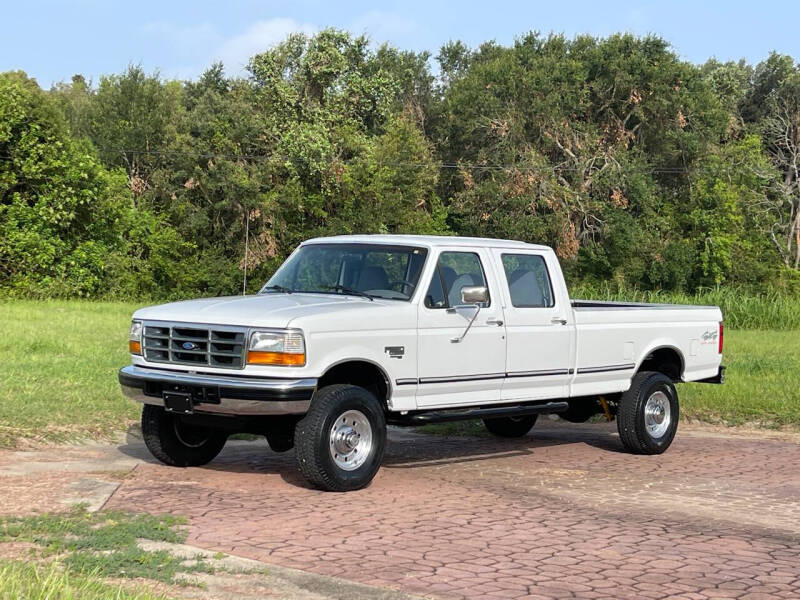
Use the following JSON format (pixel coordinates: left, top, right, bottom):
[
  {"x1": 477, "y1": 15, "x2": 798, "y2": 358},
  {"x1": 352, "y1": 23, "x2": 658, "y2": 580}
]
[
  {"x1": 246, "y1": 351, "x2": 305, "y2": 366},
  {"x1": 129, "y1": 340, "x2": 142, "y2": 355}
]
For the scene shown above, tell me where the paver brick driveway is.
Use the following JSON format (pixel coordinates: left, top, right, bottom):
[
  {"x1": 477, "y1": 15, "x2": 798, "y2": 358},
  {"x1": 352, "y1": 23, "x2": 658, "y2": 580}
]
[{"x1": 107, "y1": 422, "x2": 800, "y2": 599}]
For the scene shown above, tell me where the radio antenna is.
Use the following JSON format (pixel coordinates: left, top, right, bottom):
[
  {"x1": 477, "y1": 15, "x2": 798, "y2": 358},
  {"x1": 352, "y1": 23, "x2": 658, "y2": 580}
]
[{"x1": 242, "y1": 209, "x2": 249, "y2": 295}]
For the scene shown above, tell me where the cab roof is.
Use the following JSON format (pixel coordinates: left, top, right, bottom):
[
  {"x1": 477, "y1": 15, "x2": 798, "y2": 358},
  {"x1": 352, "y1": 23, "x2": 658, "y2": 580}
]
[{"x1": 302, "y1": 234, "x2": 551, "y2": 251}]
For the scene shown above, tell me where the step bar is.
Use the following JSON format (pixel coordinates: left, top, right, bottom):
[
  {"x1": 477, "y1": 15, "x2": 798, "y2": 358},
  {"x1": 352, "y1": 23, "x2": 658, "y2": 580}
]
[{"x1": 389, "y1": 401, "x2": 569, "y2": 426}]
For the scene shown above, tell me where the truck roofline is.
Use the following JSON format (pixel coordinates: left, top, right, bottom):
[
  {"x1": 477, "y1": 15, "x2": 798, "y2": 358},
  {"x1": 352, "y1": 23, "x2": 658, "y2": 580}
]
[{"x1": 300, "y1": 234, "x2": 552, "y2": 252}]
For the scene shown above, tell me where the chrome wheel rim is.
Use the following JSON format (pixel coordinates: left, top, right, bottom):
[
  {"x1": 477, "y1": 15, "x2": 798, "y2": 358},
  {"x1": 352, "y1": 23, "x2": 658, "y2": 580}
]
[
  {"x1": 644, "y1": 391, "x2": 671, "y2": 439},
  {"x1": 329, "y1": 410, "x2": 372, "y2": 471}
]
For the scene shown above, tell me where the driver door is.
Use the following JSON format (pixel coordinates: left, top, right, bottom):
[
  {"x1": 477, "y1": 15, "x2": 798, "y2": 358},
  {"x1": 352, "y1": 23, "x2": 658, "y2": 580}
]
[{"x1": 415, "y1": 249, "x2": 507, "y2": 407}]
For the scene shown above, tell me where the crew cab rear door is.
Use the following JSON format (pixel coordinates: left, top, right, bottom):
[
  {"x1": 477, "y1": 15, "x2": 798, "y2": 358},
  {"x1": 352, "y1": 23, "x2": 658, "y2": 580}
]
[
  {"x1": 415, "y1": 247, "x2": 507, "y2": 407},
  {"x1": 490, "y1": 248, "x2": 574, "y2": 401}
]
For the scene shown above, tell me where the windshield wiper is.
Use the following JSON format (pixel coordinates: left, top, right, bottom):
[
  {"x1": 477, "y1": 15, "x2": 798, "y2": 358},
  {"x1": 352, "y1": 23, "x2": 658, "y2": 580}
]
[
  {"x1": 322, "y1": 285, "x2": 374, "y2": 301},
  {"x1": 261, "y1": 284, "x2": 293, "y2": 294}
]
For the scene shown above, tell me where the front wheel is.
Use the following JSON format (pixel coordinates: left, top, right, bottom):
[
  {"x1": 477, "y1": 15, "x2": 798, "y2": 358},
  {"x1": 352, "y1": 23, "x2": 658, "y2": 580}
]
[
  {"x1": 141, "y1": 405, "x2": 227, "y2": 467},
  {"x1": 617, "y1": 371, "x2": 679, "y2": 455},
  {"x1": 265, "y1": 429, "x2": 294, "y2": 453},
  {"x1": 294, "y1": 384, "x2": 386, "y2": 491},
  {"x1": 483, "y1": 415, "x2": 537, "y2": 437}
]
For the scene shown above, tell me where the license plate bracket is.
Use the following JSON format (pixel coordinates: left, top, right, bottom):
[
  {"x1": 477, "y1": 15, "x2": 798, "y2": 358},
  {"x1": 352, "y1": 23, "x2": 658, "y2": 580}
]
[{"x1": 163, "y1": 391, "x2": 194, "y2": 415}]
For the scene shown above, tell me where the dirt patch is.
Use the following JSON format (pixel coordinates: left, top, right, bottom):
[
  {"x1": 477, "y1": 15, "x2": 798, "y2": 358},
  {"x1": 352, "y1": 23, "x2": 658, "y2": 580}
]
[{"x1": 0, "y1": 541, "x2": 37, "y2": 561}]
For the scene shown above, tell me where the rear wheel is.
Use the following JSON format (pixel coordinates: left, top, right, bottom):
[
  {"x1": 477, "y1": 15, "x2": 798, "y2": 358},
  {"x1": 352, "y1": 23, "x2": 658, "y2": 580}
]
[
  {"x1": 483, "y1": 415, "x2": 537, "y2": 438},
  {"x1": 559, "y1": 399, "x2": 601, "y2": 423},
  {"x1": 617, "y1": 371, "x2": 679, "y2": 454},
  {"x1": 141, "y1": 405, "x2": 227, "y2": 467},
  {"x1": 294, "y1": 384, "x2": 386, "y2": 491}
]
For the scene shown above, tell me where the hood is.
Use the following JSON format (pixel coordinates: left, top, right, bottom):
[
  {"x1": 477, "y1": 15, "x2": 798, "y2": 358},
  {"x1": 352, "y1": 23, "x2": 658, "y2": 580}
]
[{"x1": 133, "y1": 293, "x2": 377, "y2": 328}]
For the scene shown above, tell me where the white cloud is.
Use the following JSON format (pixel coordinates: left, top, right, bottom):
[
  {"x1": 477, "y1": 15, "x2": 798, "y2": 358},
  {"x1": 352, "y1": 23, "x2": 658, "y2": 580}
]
[
  {"x1": 350, "y1": 10, "x2": 417, "y2": 46},
  {"x1": 141, "y1": 18, "x2": 316, "y2": 79},
  {"x1": 141, "y1": 11, "x2": 422, "y2": 81},
  {"x1": 143, "y1": 21, "x2": 221, "y2": 60},
  {"x1": 215, "y1": 18, "x2": 317, "y2": 75}
]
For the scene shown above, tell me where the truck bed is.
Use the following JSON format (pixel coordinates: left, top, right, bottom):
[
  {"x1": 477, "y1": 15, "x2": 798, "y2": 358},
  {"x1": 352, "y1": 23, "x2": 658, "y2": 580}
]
[
  {"x1": 571, "y1": 299, "x2": 715, "y2": 310},
  {"x1": 568, "y1": 299, "x2": 723, "y2": 394}
]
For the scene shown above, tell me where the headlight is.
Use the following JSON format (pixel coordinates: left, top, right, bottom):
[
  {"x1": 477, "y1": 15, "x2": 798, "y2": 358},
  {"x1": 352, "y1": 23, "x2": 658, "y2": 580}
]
[
  {"x1": 129, "y1": 320, "x2": 142, "y2": 355},
  {"x1": 247, "y1": 329, "x2": 305, "y2": 366}
]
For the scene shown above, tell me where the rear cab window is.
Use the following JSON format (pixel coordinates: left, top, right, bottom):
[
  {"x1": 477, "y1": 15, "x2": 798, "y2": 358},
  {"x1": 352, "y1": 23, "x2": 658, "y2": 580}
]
[{"x1": 500, "y1": 253, "x2": 555, "y2": 308}]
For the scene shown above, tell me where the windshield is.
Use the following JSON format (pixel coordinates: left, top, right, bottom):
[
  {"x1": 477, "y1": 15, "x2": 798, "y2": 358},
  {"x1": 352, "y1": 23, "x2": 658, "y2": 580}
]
[{"x1": 261, "y1": 243, "x2": 429, "y2": 301}]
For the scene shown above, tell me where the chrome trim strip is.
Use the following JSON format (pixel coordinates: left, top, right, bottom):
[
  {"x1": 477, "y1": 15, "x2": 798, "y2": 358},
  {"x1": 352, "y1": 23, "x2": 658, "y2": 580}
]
[
  {"x1": 120, "y1": 365, "x2": 316, "y2": 391},
  {"x1": 419, "y1": 372, "x2": 506, "y2": 384},
  {"x1": 576, "y1": 363, "x2": 636, "y2": 374},
  {"x1": 119, "y1": 365, "x2": 316, "y2": 416},
  {"x1": 506, "y1": 369, "x2": 570, "y2": 378},
  {"x1": 400, "y1": 364, "x2": 632, "y2": 386},
  {"x1": 121, "y1": 386, "x2": 311, "y2": 416}
]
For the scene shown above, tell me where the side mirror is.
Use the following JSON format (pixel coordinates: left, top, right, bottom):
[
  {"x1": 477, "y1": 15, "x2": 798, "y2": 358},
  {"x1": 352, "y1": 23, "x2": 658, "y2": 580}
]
[
  {"x1": 450, "y1": 286, "x2": 489, "y2": 343},
  {"x1": 461, "y1": 286, "x2": 489, "y2": 305}
]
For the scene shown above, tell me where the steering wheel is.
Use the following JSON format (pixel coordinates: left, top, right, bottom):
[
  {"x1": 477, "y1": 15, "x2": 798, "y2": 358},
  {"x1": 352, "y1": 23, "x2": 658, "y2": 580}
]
[{"x1": 388, "y1": 280, "x2": 416, "y2": 296}]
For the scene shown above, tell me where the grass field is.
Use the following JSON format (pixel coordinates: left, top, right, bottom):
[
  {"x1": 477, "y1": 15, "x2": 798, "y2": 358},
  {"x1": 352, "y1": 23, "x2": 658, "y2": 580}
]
[
  {"x1": 681, "y1": 329, "x2": 799, "y2": 428},
  {"x1": 0, "y1": 300, "x2": 145, "y2": 447},
  {"x1": 0, "y1": 562, "x2": 167, "y2": 600},
  {"x1": 0, "y1": 507, "x2": 219, "y2": 599},
  {"x1": 571, "y1": 285, "x2": 800, "y2": 330},
  {"x1": 0, "y1": 299, "x2": 798, "y2": 448}
]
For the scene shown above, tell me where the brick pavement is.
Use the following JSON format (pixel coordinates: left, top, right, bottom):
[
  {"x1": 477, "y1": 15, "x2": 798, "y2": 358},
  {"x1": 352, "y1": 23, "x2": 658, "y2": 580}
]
[{"x1": 105, "y1": 422, "x2": 800, "y2": 599}]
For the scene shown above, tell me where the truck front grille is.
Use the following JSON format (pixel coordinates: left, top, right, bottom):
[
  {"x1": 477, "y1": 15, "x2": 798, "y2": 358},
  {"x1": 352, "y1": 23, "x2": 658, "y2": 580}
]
[{"x1": 142, "y1": 323, "x2": 247, "y2": 369}]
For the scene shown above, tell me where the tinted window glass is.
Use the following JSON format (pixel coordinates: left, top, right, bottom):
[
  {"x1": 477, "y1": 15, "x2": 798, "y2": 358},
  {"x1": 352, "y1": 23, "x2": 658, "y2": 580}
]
[
  {"x1": 425, "y1": 251, "x2": 489, "y2": 309},
  {"x1": 501, "y1": 254, "x2": 554, "y2": 307},
  {"x1": 425, "y1": 270, "x2": 446, "y2": 308},
  {"x1": 264, "y1": 244, "x2": 427, "y2": 301}
]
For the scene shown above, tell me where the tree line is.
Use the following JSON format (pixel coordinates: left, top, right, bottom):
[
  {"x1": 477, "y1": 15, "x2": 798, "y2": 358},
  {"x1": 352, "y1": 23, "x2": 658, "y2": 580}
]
[{"x1": 1, "y1": 29, "x2": 799, "y2": 299}]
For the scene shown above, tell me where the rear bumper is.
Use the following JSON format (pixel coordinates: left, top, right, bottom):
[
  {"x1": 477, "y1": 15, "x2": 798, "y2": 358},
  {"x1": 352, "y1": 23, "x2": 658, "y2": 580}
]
[
  {"x1": 696, "y1": 365, "x2": 726, "y2": 385},
  {"x1": 118, "y1": 365, "x2": 317, "y2": 415}
]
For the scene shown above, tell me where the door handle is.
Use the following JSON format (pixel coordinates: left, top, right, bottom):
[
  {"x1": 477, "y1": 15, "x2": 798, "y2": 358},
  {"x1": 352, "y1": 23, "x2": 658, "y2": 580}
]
[
  {"x1": 486, "y1": 318, "x2": 504, "y2": 326},
  {"x1": 551, "y1": 317, "x2": 568, "y2": 325}
]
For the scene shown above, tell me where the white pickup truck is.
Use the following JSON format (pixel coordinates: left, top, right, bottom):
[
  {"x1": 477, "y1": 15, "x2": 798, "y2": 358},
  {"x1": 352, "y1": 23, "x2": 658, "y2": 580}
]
[{"x1": 119, "y1": 234, "x2": 725, "y2": 491}]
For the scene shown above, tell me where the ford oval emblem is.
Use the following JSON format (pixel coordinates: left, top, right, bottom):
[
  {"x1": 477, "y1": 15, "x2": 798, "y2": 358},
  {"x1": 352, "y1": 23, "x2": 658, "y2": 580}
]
[{"x1": 182, "y1": 341, "x2": 198, "y2": 350}]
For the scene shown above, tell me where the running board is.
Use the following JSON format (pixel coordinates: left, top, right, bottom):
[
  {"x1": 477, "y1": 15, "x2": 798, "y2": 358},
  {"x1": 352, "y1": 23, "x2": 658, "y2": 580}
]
[{"x1": 389, "y1": 401, "x2": 569, "y2": 426}]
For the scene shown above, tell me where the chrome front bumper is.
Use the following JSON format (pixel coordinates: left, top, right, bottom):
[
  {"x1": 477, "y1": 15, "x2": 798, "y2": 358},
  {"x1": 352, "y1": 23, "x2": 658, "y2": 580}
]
[{"x1": 118, "y1": 365, "x2": 317, "y2": 416}]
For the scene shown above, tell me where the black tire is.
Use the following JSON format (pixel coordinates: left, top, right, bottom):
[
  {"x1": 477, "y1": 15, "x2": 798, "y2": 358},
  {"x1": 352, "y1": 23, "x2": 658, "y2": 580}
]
[
  {"x1": 265, "y1": 430, "x2": 294, "y2": 453},
  {"x1": 617, "y1": 371, "x2": 679, "y2": 455},
  {"x1": 294, "y1": 384, "x2": 386, "y2": 492},
  {"x1": 141, "y1": 405, "x2": 228, "y2": 467},
  {"x1": 483, "y1": 415, "x2": 537, "y2": 437},
  {"x1": 559, "y1": 399, "x2": 601, "y2": 423}
]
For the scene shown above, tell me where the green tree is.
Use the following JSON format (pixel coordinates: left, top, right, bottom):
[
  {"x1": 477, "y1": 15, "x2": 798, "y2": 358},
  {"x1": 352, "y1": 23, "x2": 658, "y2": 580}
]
[
  {"x1": 742, "y1": 55, "x2": 800, "y2": 270},
  {"x1": 84, "y1": 66, "x2": 183, "y2": 195},
  {"x1": 437, "y1": 33, "x2": 728, "y2": 290},
  {"x1": 0, "y1": 71, "x2": 191, "y2": 298}
]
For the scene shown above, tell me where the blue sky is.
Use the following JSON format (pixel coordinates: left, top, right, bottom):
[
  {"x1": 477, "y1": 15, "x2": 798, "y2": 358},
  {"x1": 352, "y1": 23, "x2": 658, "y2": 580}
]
[{"x1": 4, "y1": 0, "x2": 800, "y2": 86}]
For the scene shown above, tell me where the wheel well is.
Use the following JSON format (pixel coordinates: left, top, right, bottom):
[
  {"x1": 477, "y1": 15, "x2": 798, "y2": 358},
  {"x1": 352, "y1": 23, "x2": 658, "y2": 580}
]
[
  {"x1": 317, "y1": 361, "x2": 390, "y2": 409},
  {"x1": 639, "y1": 347, "x2": 683, "y2": 382}
]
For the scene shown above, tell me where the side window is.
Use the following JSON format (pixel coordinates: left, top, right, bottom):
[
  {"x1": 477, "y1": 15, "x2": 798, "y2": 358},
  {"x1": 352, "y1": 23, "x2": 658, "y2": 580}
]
[
  {"x1": 425, "y1": 252, "x2": 489, "y2": 309},
  {"x1": 501, "y1": 254, "x2": 554, "y2": 308}
]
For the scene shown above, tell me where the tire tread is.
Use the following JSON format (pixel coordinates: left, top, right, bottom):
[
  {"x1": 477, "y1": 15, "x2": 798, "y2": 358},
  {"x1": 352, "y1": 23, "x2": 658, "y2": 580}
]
[
  {"x1": 141, "y1": 404, "x2": 227, "y2": 467},
  {"x1": 617, "y1": 371, "x2": 678, "y2": 455},
  {"x1": 483, "y1": 415, "x2": 537, "y2": 437},
  {"x1": 294, "y1": 384, "x2": 385, "y2": 492}
]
